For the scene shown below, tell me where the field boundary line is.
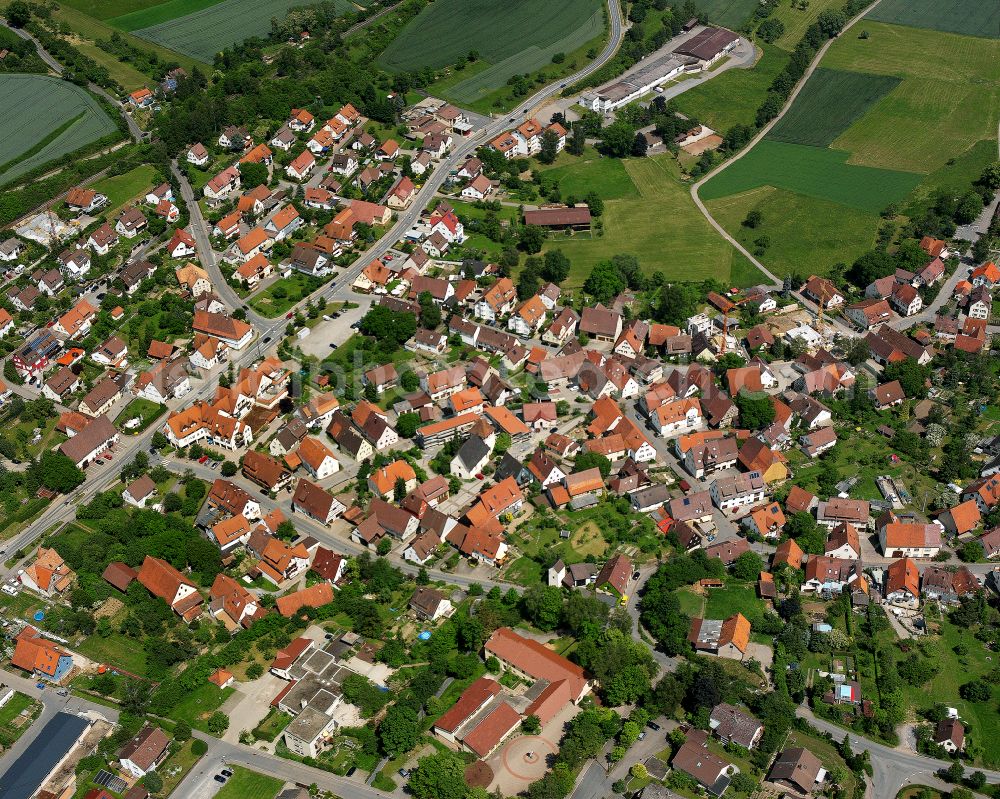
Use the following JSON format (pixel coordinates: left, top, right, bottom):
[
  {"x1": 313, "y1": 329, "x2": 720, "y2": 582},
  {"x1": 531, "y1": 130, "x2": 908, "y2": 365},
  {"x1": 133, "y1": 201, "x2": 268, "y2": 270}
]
[{"x1": 690, "y1": 0, "x2": 886, "y2": 288}]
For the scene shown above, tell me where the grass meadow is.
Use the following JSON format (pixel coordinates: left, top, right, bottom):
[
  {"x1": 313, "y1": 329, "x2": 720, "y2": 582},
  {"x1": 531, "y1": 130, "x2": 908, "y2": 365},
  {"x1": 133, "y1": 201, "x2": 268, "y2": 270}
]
[
  {"x1": 0, "y1": 75, "x2": 118, "y2": 186},
  {"x1": 767, "y1": 0, "x2": 845, "y2": 49},
  {"x1": 866, "y1": 0, "x2": 1000, "y2": 39},
  {"x1": 705, "y1": 185, "x2": 880, "y2": 277},
  {"x1": 548, "y1": 155, "x2": 751, "y2": 286},
  {"x1": 90, "y1": 164, "x2": 158, "y2": 212},
  {"x1": 691, "y1": 0, "x2": 758, "y2": 29},
  {"x1": 767, "y1": 68, "x2": 901, "y2": 148},
  {"x1": 110, "y1": 0, "x2": 227, "y2": 30},
  {"x1": 671, "y1": 43, "x2": 791, "y2": 134},
  {"x1": 822, "y1": 21, "x2": 1000, "y2": 172},
  {"x1": 214, "y1": 767, "x2": 284, "y2": 799},
  {"x1": 540, "y1": 148, "x2": 640, "y2": 201}
]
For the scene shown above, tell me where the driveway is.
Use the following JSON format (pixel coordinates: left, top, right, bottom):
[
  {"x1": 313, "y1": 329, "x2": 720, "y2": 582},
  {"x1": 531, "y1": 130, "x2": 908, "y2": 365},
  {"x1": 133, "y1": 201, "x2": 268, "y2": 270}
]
[{"x1": 221, "y1": 671, "x2": 287, "y2": 744}]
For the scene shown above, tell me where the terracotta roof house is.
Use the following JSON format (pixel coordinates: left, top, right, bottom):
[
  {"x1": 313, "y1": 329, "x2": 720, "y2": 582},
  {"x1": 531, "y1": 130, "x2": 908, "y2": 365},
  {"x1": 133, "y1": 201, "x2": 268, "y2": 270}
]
[
  {"x1": 688, "y1": 613, "x2": 751, "y2": 659},
  {"x1": 102, "y1": 561, "x2": 138, "y2": 592},
  {"x1": 671, "y1": 728, "x2": 734, "y2": 796},
  {"x1": 595, "y1": 553, "x2": 632, "y2": 598},
  {"x1": 773, "y1": 538, "x2": 804, "y2": 570},
  {"x1": 276, "y1": 583, "x2": 334, "y2": 617},
  {"x1": 484, "y1": 627, "x2": 590, "y2": 701},
  {"x1": 137, "y1": 555, "x2": 203, "y2": 622},
  {"x1": 119, "y1": 725, "x2": 170, "y2": 778}
]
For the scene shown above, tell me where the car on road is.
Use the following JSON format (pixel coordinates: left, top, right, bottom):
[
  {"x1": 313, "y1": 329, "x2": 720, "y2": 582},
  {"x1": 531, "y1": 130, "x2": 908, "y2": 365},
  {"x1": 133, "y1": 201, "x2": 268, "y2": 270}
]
[
  {"x1": 398, "y1": 769, "x2": 410, "y2": 778},
  {"x1": 220, "y1": 769, "x2": 233, "y2": 778},
  {"x1": 346, "y1": 767, "x2": 357, "y2": 777},
  {"x1": 210, "y1": 461, "x2": 219, "y2": 470},
  {"x1": 198, "y1": 455, "x2": 209, "y2": 464},
  {"x1": 647, "y1": 721, "x2": 660, "y2": 731},
  {"x1": 632, "y1": 571, "x2": 640, "y2": 581},
  {"x1": 95, "y1": 459, "x2": 105, "y2": 465},
  {"x1": 286, "y1": 311, "x2": 294, "y2": 319},
  {"x1": 214, "y1": 775, "x2": 227, "y2": 784},
  {"x1": 263, "y1": 336, "x2": 271, "y2": 343},
  {"x1": 57, "y1": 689, "x2": 68, "y2": 696},
  {"x1": 36, "y1": 682, "x2": 45, "y2": 690}
]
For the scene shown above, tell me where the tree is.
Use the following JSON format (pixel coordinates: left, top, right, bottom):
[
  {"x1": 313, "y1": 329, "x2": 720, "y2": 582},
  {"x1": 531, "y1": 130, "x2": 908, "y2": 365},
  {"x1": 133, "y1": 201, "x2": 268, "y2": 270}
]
[
  {"x1": 521, "y1": 584, "x2": 564, "y2": 631},
  {"x1": 221, "y1": 461, "x2": 237, "y2": 476},
  {"x1": 959, "y1": 679, "x2": 991, "y2": 702},
  {"x1": 541, "y1": 250, "x2": 571, "y2": 284},
  {"x1": 358, "y1": 306, "x2": 417, "y2": 349},
  {"x1": 538, "y1": 129, "x2": 560, "y2": 164},
  {"x1": 191, "y1": 738, "x2": 208, "y2": 755},
  {"x1": 756, "y1": 17, "x2": 785, "y2": 42},
  {"x1": 174, "y1": 721, "x2": 192, "y2": 742},
  {"x1": 152, "y1": 431, "x2": 168, "y2": 449},
  {"x1": 396, "y1": 412, "x2": 421, "y2": 439},
  {"x1": 632, "y1": 132, "x2": 648, "y2": 158},
  {"x1": 5, "y1": 1, "x2": 31, "y2": 27},
  {"x1": 582, "y1": 260, "x2": 626, "y2": 304},
  {"x1": 141, "y1": 772, "x2": 163, "y2": 793},
  {"x1": 785, "y1": 510, "x2": 825, "y2": 554},
  {"x1": 409, "y1": 751, "x2": 469, "y2": 799},
  {"x1": 207, "y1": 712, "x2": 229, "y2": 735},
  {"x1": 419, "y1": 291, "x2": 442, "y2": 329},
  {"x1": 522, "y1": 714, "x2": 541, "y2": 734},
  {"x1": 734, "y1": 392, "x2": 775, "y2": 430},
  {"x1": 883, "y1": 358, "x2": 931, "y2": 399},
  {"x1": 246, "y1": 662, "x2": 264, "y2": 680},
  {"x1": 584, "y1": 191, "x2": 604, "y2": 217},
  {"x1": 574, "y1": 451, "x2": 611, "y2": 478},
  {"x1": 239, "y1": 161, "x2": 268, "y2": 190},
  {"x1": 33, "y1": 451, "x2": 85, "y2": 493},
  {"x1": 599, "y1": 121, "x2": 636, "y2": 158},
  {"x1": 743, "y1": 210, "x2": 763, "y2": 229},
  {"x1": 377, "y1": 537, "x2": 393, "y2": 556},
  {"x1": 379, "y1": 704, "x2": 420, "y2": 756},
  {"x1": 519, "y1": 225, "x2": 545, "y2": 254},
  {"x1": 731, "y1": 550, "x2": 764, "y2": 581}
]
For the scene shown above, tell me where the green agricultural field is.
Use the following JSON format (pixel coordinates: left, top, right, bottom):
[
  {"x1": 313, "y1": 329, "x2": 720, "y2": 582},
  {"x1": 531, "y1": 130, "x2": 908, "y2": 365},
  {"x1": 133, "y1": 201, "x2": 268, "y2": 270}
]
[
  {"x1": 110, "y1": 0, "x2": 227, "y2": 30},
  {"x1": 129, "y1": 0, "x2": 352, "y2": 62},
  {"x1": 671, "y1": 43, "x2": 791, "y2": 134},
  {"x1": 692, "y1": 0, "x2": 758, "y2": 29},
  {"x1": 705, "y1": 185, "x2": 879, "y2": 277},
  {"x1": 49, "y1": 3, "x2": 204, "y2": 74},
  {"x1": 62, "y1": 0, "x2": 178, "y2": 20},
  {"x1": 378, "y1": 0, "x2": 603, "y2": 101},
  {"x1": 906, "y1": 139, "x2": 998, "y2": 217},
  {"x1": 700, "y1": 139, "x2": 921, "y2": 213},
  {"x1": 540, "y1": 150, "x2": 639, "y2": 201},
  {"x1": 549, "y1": 155, "x2": 743, "y2": 286},
  {"x1": 767, "y1": 68, "x2": 900, "y2": 148},
  {"x1": 822, "y1": 21, "x2": 1000, "y2": 172},
  {"x1": 866, "y1": 0, "x2": 1000, "y2": 39},
  {"x1": 0, "y1": 75, "x2": 118, "y2": 187}
]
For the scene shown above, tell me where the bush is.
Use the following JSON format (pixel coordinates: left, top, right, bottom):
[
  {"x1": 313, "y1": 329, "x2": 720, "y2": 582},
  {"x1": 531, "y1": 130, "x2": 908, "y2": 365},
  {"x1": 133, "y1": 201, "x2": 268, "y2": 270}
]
[{"x1": 191, "y1": 738, "x2": 208, "y2": 755}]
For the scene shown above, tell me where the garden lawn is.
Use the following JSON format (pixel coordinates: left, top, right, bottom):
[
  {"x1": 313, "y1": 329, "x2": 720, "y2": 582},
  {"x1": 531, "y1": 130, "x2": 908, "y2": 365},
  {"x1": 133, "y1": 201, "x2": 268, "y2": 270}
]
[
  {"x1": 157, "y1": 739, "x2": 206, "y2": 795},
  {"x1": 676, "y1": 586, "x2": 705, "y2": 617},
  {"x1": 897, "y1": 620, "x2": 1000, "y2": 767},
  {"x1": 865, "y1": 0, "x2": 1000, "y2": 39},
  {"x1": 821, "y1": 21, "x2": 1000, "y2": 173},
  {"x1": 700, "y1": 140, "x2": 922, "y2": 213},
  {"x1": 550, "y1": 155, "x2": 738, "y2": 286},
  {"x1": 249, "y1": 272, "x2": 323, "y2": 317},
  {"x1": 77, "y1": 630, "x2": 150, "y2": 675},
  {"x1": 90, "y1": 165, "x2": 159, "y2": 213},
  {"x1": 0, "y1": 692, "x2": 40, "y2": 750},
  {"x1": 214, "y1": 766, "x2": 283, "y2": 799},
  {"x1": 169, "y1": 682, "x2": 234, "y2": 730},
  {"x1": 704, "y1": 185, "x2": 879, "y2": 277},
  {"x1": 704, "y1": 583, "x2": 763, "y2": 621},
  {"x1": 540, "y1": 151, "x2": 640, "y2": 201},
  {"x1": 570, "y1": 521, "x2": 608, "y2": 558},
  {"x1": 671, "y1": 43, "x2": 791, "y2": 134},
  {"x1": 115, "y1": 397, "x2": 166, "y2": 433}
]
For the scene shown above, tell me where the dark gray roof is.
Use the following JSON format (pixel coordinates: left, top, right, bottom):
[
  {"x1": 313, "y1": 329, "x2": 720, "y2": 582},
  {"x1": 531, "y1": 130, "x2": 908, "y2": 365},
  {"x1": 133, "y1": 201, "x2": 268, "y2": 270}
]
[
  {"x1": 0, "y1": 712, "x2": 89, "y2": 799},
  {"x1": 455, "y1": 435, "x2": 490, "y2": 471}
]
